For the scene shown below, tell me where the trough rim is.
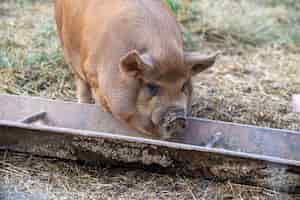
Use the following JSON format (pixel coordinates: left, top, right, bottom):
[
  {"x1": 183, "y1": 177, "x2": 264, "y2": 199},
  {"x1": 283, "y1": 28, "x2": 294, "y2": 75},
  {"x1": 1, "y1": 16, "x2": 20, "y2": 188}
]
[{"x1": 1, "y1": 119, "x2": 299, "y2": 167}]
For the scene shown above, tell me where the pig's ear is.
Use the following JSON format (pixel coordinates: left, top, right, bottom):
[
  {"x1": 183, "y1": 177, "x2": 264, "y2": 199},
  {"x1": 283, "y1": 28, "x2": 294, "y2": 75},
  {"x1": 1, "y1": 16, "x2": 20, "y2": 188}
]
[
  {"x1": 184, "y1": 52, "x2": 219, "y2": 76},
  {"x1": 120, "y1": 50, "x2": 153, "y2": 78}
]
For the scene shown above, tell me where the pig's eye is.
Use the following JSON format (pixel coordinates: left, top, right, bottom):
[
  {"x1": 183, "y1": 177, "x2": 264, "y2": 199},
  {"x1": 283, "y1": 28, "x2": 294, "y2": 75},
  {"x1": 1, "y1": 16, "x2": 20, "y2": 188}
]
[
  {"x1": 146, "y1": 83, "x2": 160, "y2": 96},
  {"x1": 182, "y1": 81, "x2": 189, "y2": 94}
]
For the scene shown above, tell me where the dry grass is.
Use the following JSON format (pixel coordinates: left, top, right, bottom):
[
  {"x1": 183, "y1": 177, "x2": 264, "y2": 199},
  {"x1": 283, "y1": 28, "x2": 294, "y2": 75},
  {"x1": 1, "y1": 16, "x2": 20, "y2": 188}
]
[
  {"x1": 0, "y1": 0, "x2": 74, "y2": 101},
  {"x1": 174, "y1": 0, "x2": 300, "y2": 48},
  {"x1": 191, "y1": 45, "x2": 300, "y2": 131},
  {"x1": 1, "y1": 151, "x2": 298, "y2": 200},
  {"x1": 0, "y1": 0, "x2": 300, "y2": 199}
]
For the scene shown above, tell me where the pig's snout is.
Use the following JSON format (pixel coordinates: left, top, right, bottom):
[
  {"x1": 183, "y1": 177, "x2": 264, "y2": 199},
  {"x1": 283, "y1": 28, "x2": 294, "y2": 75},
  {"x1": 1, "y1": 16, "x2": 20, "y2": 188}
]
[
  {"x1": 166, "y1": 116, "x2": 186, "y2": 133},
  {"x1": 156, "y1": 107, "x2": 187, "y2": 139}
]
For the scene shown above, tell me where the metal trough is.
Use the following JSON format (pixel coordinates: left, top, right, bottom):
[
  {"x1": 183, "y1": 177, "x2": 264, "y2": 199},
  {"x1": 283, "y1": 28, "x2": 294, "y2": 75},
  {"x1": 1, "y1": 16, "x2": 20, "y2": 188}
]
[{"x1": 0, "y1": 94, "x2": 299, "y2": 193}]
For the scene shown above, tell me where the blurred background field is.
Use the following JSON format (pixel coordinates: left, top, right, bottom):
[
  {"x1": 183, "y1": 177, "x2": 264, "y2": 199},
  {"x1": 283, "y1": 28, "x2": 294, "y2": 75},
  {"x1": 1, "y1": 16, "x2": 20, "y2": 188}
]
[{"x1": 0, "y1": 0, "x2": 300, "y2": 199}]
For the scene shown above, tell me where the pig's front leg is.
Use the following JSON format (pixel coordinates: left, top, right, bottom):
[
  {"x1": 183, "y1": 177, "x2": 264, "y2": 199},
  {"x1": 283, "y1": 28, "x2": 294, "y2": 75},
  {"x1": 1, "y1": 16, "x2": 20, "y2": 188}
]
[{"x1": 74, "y1": 75, "x2": 93, "y2": 104}]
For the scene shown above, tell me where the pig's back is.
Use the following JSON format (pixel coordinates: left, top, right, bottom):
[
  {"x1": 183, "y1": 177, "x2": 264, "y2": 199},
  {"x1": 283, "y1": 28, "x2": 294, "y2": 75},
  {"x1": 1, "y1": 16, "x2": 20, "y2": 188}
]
[
  {"x1": 81, "y1": 0, "x2": 182, "y2": 63},
  {"x1": 56, "y1": 0, "x2": 183, "y2": 82}
]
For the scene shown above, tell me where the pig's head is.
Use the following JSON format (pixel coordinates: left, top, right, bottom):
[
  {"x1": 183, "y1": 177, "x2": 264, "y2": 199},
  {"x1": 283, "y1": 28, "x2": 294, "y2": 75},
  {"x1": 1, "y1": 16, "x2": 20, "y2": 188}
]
[{"x1": 120, "y1": 49, "x2": 218, "y2": 139}]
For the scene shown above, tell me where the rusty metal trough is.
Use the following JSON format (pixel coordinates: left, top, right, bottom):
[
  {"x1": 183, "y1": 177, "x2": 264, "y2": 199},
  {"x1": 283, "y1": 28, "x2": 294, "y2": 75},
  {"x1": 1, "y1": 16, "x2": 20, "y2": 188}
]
[{"x1": 0, "y1": 94, "x2": 299, "y2": 193}]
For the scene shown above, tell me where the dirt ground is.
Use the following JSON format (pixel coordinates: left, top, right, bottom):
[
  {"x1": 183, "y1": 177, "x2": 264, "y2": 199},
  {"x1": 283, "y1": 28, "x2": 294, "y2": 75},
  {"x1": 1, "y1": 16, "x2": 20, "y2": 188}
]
[{"x1": 0, "y1": 0, "x2": 300, "y2": 199}]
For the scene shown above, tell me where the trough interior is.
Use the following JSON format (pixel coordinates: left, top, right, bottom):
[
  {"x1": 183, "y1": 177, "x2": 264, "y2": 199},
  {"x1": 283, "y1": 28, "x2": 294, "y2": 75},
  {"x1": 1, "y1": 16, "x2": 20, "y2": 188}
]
[{"x1": 0, "y1": 94, "x2": 300, "y2": 162}]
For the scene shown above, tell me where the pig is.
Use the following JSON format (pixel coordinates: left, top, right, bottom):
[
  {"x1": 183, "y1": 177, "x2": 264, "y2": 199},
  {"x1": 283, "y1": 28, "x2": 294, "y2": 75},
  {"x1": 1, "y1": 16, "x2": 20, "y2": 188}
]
[{"x1": 54, "y1": 0, "x2": 218, "y2": 139}]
